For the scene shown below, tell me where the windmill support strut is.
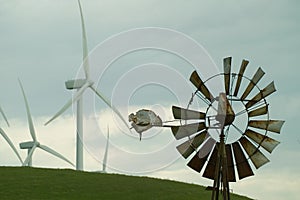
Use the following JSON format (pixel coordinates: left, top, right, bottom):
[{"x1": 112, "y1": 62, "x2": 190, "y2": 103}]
[{"x1": 212, "y1": 129, "x2": 230, "y2": 200}]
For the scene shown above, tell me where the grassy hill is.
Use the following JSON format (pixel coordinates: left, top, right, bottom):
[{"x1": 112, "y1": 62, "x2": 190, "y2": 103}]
[{"x1": 0, "y1": 167, "x2": 251, "y2": 200}]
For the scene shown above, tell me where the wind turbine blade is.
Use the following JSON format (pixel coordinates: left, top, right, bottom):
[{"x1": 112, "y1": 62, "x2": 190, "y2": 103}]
[
  {"x1": 39, "y1": 144, "x2": 74, "y2": 167},
  {"x1": 45, "y1": 82, "x2": 90, "y2": 125},
  {"x1": 172, "y1": 106, "x2": 205, "y2": 120},
  {"x1": 187, "y1": 137, "x2": 215, "y2": 173},
  {"x1": 240, "y1": 67, "x2": 265, "y2": 100},
  {"x1": 190, "y1": 71, "x2": 213, "y2": 102},
  {"x1": 176, "y1": 130, "x2": 208, "y2": 158},
  {"x1": 202, "y1": 143, "x2": 219, "y2": 180},
  {"x1": 0, "y1": 106, "x2": 9, "y2": 127},
  {"x1": 233, "y1": 59, "x2": 248, "y2": 96},
  {"x1": 0, "y1": 127, "x2": 23, "y2": 164},
  {"x1": 225, "y1": 144, "x2": 236, "y2": 182},
  {"x1": 77, "y1": 0, "x2": 90, "y2": 79},
  {"x1": 171, "y1": 122, "x2": 206, "y2": 140},
  {"x1": 90, "y1": 85, "x2": 132, "y2": 132},
  {"x1": 18, "y1": 79, "x2": 37, "y2": 141},
  {"x1": 223, "y1": 57, "x2": 232, "y2": 95},
  {"x1": 248, "y1": 120, "x2": 285, "y2": 134},
  {"x1": 245, "y1": 81, "x2": 276, "y2": 109},
  {"x1": 23, "y1": 144, "x2": 37, "y2": 166},
  {"x1": 232, "y1": 142, "x2": 254, "y2": 180},
  {"x1": 245, "y1": 129, "x2": 280, "y2": 153},
  {"x1": 239, "y1": 136, "x2": 269, "y2": 169}
]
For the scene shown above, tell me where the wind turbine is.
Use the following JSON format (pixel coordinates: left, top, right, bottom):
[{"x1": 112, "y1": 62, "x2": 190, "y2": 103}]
[
  {"x1": 0, "y1": 106, "x2": 23, "y2": 164},
  {"x1": 18, "y1": 79, "x2": 74, "y2": 167},
  {"x1": 102, "y1": 126, "x2": 109, "y2": 173},
  {"x1": 45, "y1": 0, "x2": 130, "y2": 171}
]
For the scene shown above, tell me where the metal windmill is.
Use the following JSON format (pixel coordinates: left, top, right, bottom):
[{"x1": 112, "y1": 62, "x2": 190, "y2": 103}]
[{"x1": 171, "y1": 57, "x2": 285, "y2": 199}]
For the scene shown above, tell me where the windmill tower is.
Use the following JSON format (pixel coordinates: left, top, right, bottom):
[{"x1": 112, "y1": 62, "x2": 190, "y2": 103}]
[
  {"x1": 170, "y1": 57, "x2": 284, "y2": 199},
  {"x1": 45, "y1": 0, "x2": 130, "y2": 171},
  {"x1": 102, "y1": 126, "x2": 109, "y2": 173}
]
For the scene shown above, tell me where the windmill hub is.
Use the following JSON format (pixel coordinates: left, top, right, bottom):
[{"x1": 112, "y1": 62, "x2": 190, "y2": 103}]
[{"x1": 215, "y1": 92, "x2": 235, "y2": 126}]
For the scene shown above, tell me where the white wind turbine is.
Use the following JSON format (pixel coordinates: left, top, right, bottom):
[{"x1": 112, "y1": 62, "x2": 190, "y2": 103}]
[
  {"x1": 102, "y1": 126, "x2": 109, "y2": 173},
  {"x1": 18, "y1": 80, "x2": 74, "y2": 167},
  {"x1": 0, "y1": 106, "x2": 23, "y2": 164},
  {"x1": 45, "y1": 0, "x2": 130, "y2": 171}
]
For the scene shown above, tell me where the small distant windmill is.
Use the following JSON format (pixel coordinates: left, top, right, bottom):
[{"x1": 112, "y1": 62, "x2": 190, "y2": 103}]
[
  {"x1": 0, "y1": 106, "x2": 23, "y2": 164},
  {"x1": 45, "y1": 0, "x2": 130, "y2": 171},
  {"x1": 18, "y1": 80, "x2": 74, "y2": 167},
  {"x1": 102, "y1": 126, "x2": 109, "y2": 173}
]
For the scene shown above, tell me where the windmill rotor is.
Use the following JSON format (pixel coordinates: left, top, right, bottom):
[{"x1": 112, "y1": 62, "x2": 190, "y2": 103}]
[{"x1": 171, "y1": 57, "x2": 284, "y2": 199}]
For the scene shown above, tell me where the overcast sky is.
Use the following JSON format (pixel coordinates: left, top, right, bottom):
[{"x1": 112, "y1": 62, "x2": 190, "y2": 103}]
[{"x1": 0, "y1": 1, "x2": 299, "y2": 199}]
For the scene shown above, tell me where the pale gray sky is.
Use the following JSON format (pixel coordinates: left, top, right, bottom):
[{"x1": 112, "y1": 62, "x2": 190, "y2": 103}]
[{"x1": 0, "y1": 1, "x2": 299, "y2": 199}]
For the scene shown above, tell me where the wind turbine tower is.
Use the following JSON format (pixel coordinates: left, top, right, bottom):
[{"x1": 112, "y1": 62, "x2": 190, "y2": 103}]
[{"x1": 45, "y1": 0, "x2": 130, "y2": 171}]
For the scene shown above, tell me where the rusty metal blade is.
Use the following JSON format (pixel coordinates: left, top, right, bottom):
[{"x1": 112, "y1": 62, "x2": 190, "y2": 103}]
[
  {"x1": 245, "y1": 129, "x2": 280, "y2": 153},
  {"x1": 187, "y1": 137, "x2": 215, "y2": 172},
  {"x1": 241, "y1": 67, "x2": 265, "y2": 100},
  {"x1": 239, "y1": 137, "x2": 270, "y2": 169},
  {"x1": 223, "y1": 57, "x2": 232, "y2": 95},
  {"x1": 225, "y1": 144, "x2": 236, "y2": 182},
  {"x1": 171, "y1": 122, "x2": 206, "y2": 140},
  {"x1": 172, "y1": 106, "x2": 205, "y2": 120},
  {"x1": 190, "y1": 71, "x2": 213, "y2": 102},
  {"x1": 248, "y1": 120, "x2": 285, "y2": 133},
  {"x1": 232, "y1": 142, "x2": 254, "y2": 180},
  {"x1": 176, "y1": 131, "x2": 208, "y2": 158},
  {"x1": 248, "y1": 105, "x2": 268, "y2": 117},
  {"x1": 234, "y1": 59, "x2": 249, "y2": 96},
  {"x1": 202, "y1": 143, "x2": 219, "y2": 180},
  {"x1": 245, "y1": 82, "x2": 276, "y2": 109}
]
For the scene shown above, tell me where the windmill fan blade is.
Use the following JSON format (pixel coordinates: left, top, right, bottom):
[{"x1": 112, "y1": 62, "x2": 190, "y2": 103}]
[
  {"x1": 171, "y1": 122, "x2": 206, "y2": 140},
  {"x1": 245, "y1": 82, "x2": 276, "y2": 109},
  {"x1": 249, "y1": 120, "x2": 285, "y2": 134},
  {"x1": 225, "y1": 144, "x2": 236, "y2": 182},
  {"x1": 77, "y1": 0, "x2": 90, "y2": 79},
  {"x1": 0, "y1": 127, "x2": 23, "y2": 164},
  {"x1": 23, "y1": 144, "x2": 37, "y2": 166},
  {"x1": 232, "y1": 142, "x2": 254, "y2": 180},
  {"x1": 239, "y1": 137, "x2": 269, "y2": 169},
  {"x1": 90, "y1": 85, "x2": 132, "y2": 132},
  {"x1": 187, "y1": 138, "x2": 215, "y2": 172},
  {"x1": 233, "y1": 59, "x2": 249, "y2": 96},
  {"x1": 18, "y1": 79, "x2": 37, "y2": 141},
  {"x1": 0, "y1": 106, "x2": 9, "y2": 127},
  {"x1": 39, "y1": 144, "x2": 74, "y2": 167},
  {"x1": 172, "y1": 106, "x2": 205, "y2": 120},
  {"x1": 248, "y1": 105, "x2": 268, "y2": 117},
  {"x1": 245, "y1": 129, "x2": 280, "y2": 153},
  {"x1": 190, "y1": 71, "x2": 213, "y2": 102},
  {"x1": 241, "y1": 67, "x2": 265, "y2": 100},
  {"x1": 176, "y1": 131, "x2": 208, "y2": 158},
  {"x1": 223, "y1": 57, "x2": 232, "y2": 95},
  {"x1": 45, "y1": 82, "x2": 90, "y2": 125},
  {"x1": 202, "y1": 143, "x2": 219, "y2": 180}
]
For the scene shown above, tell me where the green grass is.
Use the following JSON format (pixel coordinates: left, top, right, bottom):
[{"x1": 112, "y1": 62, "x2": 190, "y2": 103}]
[{"x1": 0, "y1": 167, "x2": 251, "y2": 200}]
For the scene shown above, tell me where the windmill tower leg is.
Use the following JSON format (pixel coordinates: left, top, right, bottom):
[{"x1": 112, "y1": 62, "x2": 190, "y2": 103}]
[
  {"x1": 211, "y1": 130, "x2": 230, "y2": 200},
  {"x1": 76, "y1": 95, "x2": 84, "y2": 171}
]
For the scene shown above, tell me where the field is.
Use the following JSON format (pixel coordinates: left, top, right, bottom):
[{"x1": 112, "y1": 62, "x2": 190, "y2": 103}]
[{"x1": 0, "y1": 167, "x2": 251, "y2": 200}]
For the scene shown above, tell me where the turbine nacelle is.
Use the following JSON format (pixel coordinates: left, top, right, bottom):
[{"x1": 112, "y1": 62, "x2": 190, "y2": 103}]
[
  {"x1": 19, "y1": 141, "x2": 40, "y2": 149},
  {"x1": 65, "y1": 79, "x2": 94, "y2": 90}
]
